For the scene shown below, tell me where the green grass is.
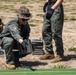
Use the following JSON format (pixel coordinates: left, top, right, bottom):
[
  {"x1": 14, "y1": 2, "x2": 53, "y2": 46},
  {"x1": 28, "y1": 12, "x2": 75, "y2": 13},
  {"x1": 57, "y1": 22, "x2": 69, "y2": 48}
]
[
  {"x1": 64, "y1": 17, "x2": 76, "y2": 21},
  {"x1": 0, "y1": 0, "x2": 20, "y2": 2},
  {"x1": 30, "y1": 24, "x2": 37, "y2": 27},
  {"x1": 0, "y1": 69, "x2": 76, "y2": 75},
  {"x1": 36, "y1": 14, "x2": 43, "y2": 17},
  {"x1": 29, "y1": 19, "x2": 42, "y2": 23},
  {"x1": 21, "y1": 1, "x2": 29, "y2": 4},
  {"x1": 69, "y1": 17, "x2": 76, "y2": 21},
  {"x1": 0, "y1": 5, "x2": 15, "y2": 12},
  {"x1": 69, "y1": 47, "x2": 76, "y2": 51}
]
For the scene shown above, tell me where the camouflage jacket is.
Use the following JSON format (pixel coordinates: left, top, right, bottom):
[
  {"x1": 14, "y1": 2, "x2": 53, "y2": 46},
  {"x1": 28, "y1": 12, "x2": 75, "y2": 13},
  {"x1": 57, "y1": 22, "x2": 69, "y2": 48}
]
[{"x1": 0, "y1": 17, "x2": 30, "y2": 41}]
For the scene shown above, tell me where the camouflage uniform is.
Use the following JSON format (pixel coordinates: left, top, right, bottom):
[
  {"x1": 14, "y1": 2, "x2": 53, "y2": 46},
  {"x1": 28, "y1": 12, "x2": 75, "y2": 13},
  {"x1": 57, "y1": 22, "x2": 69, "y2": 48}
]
[
  {"x1": 0, "y1": 17, "x2": 30, "y2": 64},
  {"x1": 42, "y1": 0, "x2": 64, "y2": 57}
]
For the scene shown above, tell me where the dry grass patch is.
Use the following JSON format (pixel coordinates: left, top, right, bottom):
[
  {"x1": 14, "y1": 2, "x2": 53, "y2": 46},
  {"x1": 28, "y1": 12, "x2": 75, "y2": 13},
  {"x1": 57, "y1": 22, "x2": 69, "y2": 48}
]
[{"x1": 53, "y1": 64, "x2": 66, "y2": 69}]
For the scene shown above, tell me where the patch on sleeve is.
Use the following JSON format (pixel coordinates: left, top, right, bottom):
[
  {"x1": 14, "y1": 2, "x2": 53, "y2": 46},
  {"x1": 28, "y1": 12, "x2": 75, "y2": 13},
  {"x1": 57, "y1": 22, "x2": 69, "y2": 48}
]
[{"x1": 10, "y1": 25, "x2": 17, "y2": 31}]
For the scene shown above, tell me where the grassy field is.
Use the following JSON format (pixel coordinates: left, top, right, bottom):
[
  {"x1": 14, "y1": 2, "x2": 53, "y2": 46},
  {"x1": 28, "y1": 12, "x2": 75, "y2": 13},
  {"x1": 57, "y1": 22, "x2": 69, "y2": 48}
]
[
  {"x1": 0, "y1": 0, "x2": 76, "y2": 70},
  {"x1": 0, "y1": 69, "x2": 76, "y2": 75}
]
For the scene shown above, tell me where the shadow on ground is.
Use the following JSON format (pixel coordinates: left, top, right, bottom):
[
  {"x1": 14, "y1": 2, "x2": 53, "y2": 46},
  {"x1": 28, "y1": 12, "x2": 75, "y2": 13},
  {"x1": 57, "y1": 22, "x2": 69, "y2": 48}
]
[
  {"x1": 63, "y1": 54, "x2": 76, "y2": 61},
  {"x1": 16, "y1": 60, "x2": 48, "y2": 71},
  {"x1": 21, "y1": 61, "x2": 47, "y2": 66}
]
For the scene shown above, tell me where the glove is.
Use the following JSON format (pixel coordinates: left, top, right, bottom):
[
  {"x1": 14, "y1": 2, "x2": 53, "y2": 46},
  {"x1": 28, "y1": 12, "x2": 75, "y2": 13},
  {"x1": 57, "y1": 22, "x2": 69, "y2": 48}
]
[
  {"x1": 43, "y1": 2, "x2": 48, "y2": 12},
  {"x1": 21, "y1": 40, "x2": 27, "y2": 50},
  {"x1": 18, "y1": 40, "x2": 27, "y2": 55},
  {"x1": 46, "y1": 5, "x2": 54, "y2": 20}
]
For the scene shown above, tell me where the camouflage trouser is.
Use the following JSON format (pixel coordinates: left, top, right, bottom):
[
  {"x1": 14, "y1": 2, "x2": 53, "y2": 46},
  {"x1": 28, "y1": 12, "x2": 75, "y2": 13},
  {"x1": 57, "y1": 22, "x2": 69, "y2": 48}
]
[
  {"x1": 1, "y1": 37, "x2": 26, "y2": 64},
  {"x1": 42, "y1": 4, "x2": 64, "y2": 56}
]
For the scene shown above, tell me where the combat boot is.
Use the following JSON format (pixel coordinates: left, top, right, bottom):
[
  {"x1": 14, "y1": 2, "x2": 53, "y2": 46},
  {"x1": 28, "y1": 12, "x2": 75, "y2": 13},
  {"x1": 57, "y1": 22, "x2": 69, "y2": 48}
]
[
  {"x1": 15, "y1": 61, "x2": 22, "y2": 67},
  {"x1": 39, "y1": 53, "x2": 55, "y2": 60},
  {"x1": 50, "y1": 56, "x2": 63, "y2": 63},
  {"x1": 6, "y1": 64, "x2": 15, "y2": 69}
]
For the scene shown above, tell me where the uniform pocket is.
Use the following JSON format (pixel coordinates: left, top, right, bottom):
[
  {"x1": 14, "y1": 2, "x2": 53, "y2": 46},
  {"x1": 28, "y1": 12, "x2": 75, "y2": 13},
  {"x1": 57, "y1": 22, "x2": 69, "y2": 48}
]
[{"x1": 51, "y1": 6, "x2": 61, "y2": 21}]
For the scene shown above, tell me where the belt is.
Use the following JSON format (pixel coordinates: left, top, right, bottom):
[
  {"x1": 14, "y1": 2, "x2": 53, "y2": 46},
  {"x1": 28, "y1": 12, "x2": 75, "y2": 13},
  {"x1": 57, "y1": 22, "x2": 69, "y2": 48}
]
[
  {"x1": 48, "y1": 0, "x2": 56, "y2": 5},
  {"x1": 48, "y1": 2, "x2": 56, "y2": 5}
]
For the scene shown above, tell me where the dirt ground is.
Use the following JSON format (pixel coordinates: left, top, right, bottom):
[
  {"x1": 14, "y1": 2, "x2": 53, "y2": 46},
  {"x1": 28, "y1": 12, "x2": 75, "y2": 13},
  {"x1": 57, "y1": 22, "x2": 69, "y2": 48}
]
[{"x1": 0, "y1": 0, "x2": 76, "y2": 70}]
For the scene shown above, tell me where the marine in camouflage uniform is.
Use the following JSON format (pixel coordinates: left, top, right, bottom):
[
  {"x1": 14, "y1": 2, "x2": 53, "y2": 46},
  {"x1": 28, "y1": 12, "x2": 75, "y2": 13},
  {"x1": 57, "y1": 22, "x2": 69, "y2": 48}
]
[
  {"x1": 0, "y1": 6, "x2": 32, "y2": 69},
  {"x1": 40, "y1": 0, "x2": 64, "y2": 62}
]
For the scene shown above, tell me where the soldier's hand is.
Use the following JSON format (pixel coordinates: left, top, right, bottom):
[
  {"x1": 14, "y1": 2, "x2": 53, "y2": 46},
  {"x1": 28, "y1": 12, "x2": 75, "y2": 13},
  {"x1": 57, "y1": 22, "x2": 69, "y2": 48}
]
[
  {"x1": 46, "y1": 5, "x2": 54, "y2": 20},
  {"x1": 19, "y1": 39, "x2": 23, "y2": 44},
  {"x1": 43, "y1": 2, "x2": 48, "y2": 12}
]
